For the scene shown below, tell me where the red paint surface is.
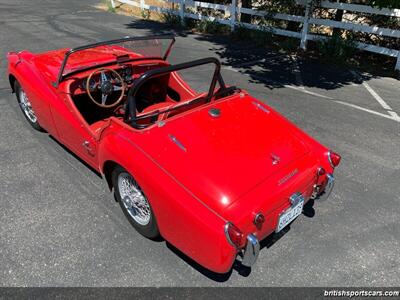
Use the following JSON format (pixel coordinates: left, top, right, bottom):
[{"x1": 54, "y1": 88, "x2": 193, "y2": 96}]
[{"x1": 7, "y1": 44, "x2": 339, "y2": 273}]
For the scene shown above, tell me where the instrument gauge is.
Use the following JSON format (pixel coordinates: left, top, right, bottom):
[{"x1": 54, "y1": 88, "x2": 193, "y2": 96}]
[
  {"x1": 124, "y1": 67, "x2": 132, "y2": 81},
  {"x1": 125, "y1": 67, "x2": 132, "y2": 76},
  {"x1": 88, "y1": 78, "x2": 97, "y2": 92},
  {"x1": 81, "y1": 78, "x2": 87, "y2": 90}
]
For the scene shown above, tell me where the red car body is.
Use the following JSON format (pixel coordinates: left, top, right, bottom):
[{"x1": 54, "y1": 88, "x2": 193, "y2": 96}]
[{"x1": 7, "y1": 36, "x2": 340, "y2": 273}]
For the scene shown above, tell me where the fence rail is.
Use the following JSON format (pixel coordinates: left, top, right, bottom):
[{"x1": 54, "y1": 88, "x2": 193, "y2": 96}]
[{"x1": 111, "y1": 0, "x2": 400, "y2": 70}]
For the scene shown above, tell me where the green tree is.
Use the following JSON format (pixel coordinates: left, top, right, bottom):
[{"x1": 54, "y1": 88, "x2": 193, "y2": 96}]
[{"x1": 369, "y1": 0, "x2": 400, "y2": 9}]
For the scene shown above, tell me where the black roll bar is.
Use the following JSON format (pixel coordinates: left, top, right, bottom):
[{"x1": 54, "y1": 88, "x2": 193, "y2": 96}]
[{"x1": 125, "y1": 57, "x2": 226, "y2": 128}]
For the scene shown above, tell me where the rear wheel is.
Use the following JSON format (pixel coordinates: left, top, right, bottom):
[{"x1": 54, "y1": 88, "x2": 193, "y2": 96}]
[
  {"x1": 112, "y1": 165, "x2": 160, "y2": 239},
  {"x1": 14, "y1": 81, "x2": 43, "y2": 131}
]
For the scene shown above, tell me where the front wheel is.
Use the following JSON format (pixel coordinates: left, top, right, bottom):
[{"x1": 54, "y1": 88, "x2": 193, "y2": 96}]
[
  {"x1": 14, "y1": 81, "x2": 43, "y2": 131},
  {"x1": 112, "y1": 166, "x2": 160, "y2": 239}
]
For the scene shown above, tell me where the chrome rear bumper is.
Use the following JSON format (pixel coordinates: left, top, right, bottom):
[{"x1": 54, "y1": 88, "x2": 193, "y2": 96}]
[
  {"x1": 241, "y1": 234, "x2": 260, "y2": 267},
  {"x1": 318, "y1": 173, "x2": 335, "y2": 201},
  {"x1": 240, "y1": 173, "x2": 334, "y2": 268}
]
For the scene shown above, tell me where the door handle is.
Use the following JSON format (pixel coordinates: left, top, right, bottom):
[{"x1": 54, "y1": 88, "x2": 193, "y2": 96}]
[{"x1": 82, "y1": 140, "x2": 95, "y2": 156}]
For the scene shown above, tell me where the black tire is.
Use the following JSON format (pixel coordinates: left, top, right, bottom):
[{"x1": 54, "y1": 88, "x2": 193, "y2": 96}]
[
  {"x1": 112, "y1": 165, "x2": 160, "y2": 239},
  {"x1": 14, "y1": 81, "x2": 43, "y2": 131}
]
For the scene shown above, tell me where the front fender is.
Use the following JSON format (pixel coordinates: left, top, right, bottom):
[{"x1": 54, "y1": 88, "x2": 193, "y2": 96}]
[
  {"x1": 7, "y1": 51, "x2": 57, "y2": 135},
  {"x1": 98, "y1": 131, "x2": 237, "y2": 273}
]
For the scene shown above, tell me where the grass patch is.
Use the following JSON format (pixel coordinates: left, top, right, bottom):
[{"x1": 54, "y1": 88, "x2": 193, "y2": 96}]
[
  {"x1": 105, "y1": 0, "x2": 116, "y2": 13},
  {"x1": 317, "y1": 34, "x2": 358, "y2": 64},
  {"x1": 195, "y1": 19, "x2": 230, "y2": 35},
  {"x1": 161, "y1": 12, "x2": 182, "y2": 28},
  {"x1": 232, "y1": 25, "x2": 273, "y2": 48},
  {"x1": 141, "y1": 9, "x2": 151, "y2": 20}
]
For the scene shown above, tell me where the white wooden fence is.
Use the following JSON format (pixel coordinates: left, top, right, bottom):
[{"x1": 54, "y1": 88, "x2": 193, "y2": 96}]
[{"x1": 111, "y1": 0, "x2": 400, "y2": 70}]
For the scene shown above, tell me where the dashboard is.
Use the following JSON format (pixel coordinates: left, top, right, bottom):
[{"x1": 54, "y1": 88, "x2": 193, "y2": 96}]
[
  {"x1": 80, "y1": 64, "x2": 133, "y2": 92},
  {"x1": 70, "y1": 61, "x2": 169, "y2": 96}
]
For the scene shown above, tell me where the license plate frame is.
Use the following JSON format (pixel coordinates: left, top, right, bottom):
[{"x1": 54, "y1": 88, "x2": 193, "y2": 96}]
[{"x1": 276, "y1": 193, "x2": 304, "y2": 233}]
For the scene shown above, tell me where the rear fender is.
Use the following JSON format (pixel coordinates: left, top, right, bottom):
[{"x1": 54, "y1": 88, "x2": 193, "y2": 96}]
[{"x1": 98, "y1": 132, "x2": 237, "y2": 273}]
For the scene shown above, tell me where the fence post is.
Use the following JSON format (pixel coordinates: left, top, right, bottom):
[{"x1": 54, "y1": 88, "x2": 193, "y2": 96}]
[
  {"x1": 179, "y1": 0, "x2": 185, "y2": 26},
  {"x1": 110, "y1": 0, "x2": 115, "y2": 8},
  {"x1": 300, "y1": 0, "x2": 311, "y2": 50},
  {"x1": 396, "y1": 52, "x2": 400, "y2": 71},
  {"x1": 230, "y1": 0, "x2": 237, "y2": 32}
]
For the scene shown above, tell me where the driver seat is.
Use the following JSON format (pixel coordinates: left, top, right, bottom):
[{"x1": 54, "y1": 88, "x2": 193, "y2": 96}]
[{"x1": 136, "y1": 76, "x2": 169, "y2": 112}]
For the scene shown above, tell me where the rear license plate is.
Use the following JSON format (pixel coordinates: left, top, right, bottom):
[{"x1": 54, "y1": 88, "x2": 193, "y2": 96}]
[{"x1": 276, "y1": 199, "x2": 304, "y2": 232}]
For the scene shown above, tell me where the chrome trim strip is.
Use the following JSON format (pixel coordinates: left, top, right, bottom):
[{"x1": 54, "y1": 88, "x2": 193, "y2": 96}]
[
  {"x1": 327, "y1": 150, "x2": 334, "y2": 168},
  {"x1": 252, "y1": 101, "x2": 270, "y2": 113},
  {"x1": 224, "y1": 222, "x2": 238, "y2": 248},
  {"x1": 169, "y1": 134, "x2": 187, "y2": 152},
  {"x1": 241, "y1": 234, "x2": 260, "y2": 267}
]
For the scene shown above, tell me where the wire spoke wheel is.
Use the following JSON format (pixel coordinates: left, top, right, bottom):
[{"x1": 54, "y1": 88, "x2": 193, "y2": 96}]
[
  {"x1": 118, "y1": 172, "x2": 151, "y2": 226},
  {"x1": 19, "y1": 88, "x2": 37, "y2": 123}
]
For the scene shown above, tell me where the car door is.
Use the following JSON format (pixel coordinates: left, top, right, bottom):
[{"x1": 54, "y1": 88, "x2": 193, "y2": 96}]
[{"x1": 50, "y1": 89, "x2": 99, "y2": 170}]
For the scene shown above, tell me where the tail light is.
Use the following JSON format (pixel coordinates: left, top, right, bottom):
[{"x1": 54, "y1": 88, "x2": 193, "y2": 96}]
[
  {"x1": 328, "y1": 151, "x2": 341, "y2": 168},
  {"x1": 224, "y1": 222, "x2": 246, "y2": 249}
]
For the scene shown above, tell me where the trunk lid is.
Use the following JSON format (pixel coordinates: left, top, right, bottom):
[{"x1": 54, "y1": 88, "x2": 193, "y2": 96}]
[{"x1": 135, "y1": 94, "x2": 311, "y2": 216}]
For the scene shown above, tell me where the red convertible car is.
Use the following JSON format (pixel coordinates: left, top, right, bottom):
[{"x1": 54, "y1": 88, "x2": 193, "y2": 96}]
[{"x1": 7, "y1": 35, "x2": 340, "y2": 273}]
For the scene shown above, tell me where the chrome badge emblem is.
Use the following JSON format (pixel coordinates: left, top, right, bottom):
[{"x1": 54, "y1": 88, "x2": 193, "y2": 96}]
[
  {"x1": 270, "y1": 153, "x2": 280, "y2": 165},
  {"x1": 278, "y1": 168, "x2": 299, "y2": 186}
]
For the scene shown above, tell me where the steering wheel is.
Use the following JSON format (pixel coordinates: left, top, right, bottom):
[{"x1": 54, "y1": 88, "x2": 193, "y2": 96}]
[{"x1": 86, "y1": 68, "x2": 126, "y2": 108}]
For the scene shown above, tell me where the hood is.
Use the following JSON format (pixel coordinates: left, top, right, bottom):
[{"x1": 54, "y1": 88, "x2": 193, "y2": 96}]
[{"x1": 135, "y1": 94, "x2": 310, "y2": 215}]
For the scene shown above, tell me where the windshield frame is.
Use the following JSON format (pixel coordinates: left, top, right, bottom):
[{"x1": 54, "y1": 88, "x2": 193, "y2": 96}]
[
  {"x1": 54, "y1": 34, "x2": 175, "y2": 87},
  {"x1": 125, "y1": 57, "x2": 229, "y2": 129}
]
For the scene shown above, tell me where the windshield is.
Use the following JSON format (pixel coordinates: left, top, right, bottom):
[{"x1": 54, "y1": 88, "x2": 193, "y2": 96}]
[{"x1": 57, "y1": 35, "x2": 175, "y2": 85}]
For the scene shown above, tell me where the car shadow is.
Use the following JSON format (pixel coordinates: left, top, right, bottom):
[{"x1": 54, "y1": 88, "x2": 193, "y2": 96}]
[
  {"x1": 48, "y1": 135, "x2": 103, "y2": 178},
  {"x1": 302, "y1": 199, "x2": 316, "y2": 218},
  {"x1": 166, "y1": 242, "x2": 234, "y2": 282},
  {"x1": 123, "y1": 19, "x2": 396, "y2": 91}
]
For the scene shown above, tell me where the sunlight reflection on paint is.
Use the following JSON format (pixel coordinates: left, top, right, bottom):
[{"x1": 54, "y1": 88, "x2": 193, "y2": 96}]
[{"x1": 221, "y1": 196, "x2": 229, "y2": 205}]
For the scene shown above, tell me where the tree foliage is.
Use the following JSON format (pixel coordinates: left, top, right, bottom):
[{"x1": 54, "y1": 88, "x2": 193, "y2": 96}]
[{"x1": 368, "y1": 0, "x2": 400, "y2": 9}]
